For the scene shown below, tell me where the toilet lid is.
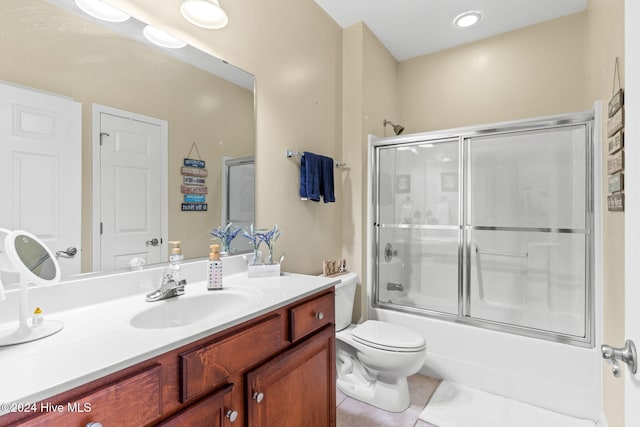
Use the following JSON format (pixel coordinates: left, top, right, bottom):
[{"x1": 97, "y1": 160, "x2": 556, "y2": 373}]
[{"x1": 352, "y1": 320, "x2": 426, "y2": 352}]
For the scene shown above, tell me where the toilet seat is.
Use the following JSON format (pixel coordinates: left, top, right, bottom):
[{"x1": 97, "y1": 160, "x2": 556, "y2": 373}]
[{"x1": 352, "y1": 320, "x2": 426, "y2": 352}]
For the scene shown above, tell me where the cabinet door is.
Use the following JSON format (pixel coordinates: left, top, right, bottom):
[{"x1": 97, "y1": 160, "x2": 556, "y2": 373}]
[{"x1": 246, "y1": 326, "x2": 335, "y2": 427}]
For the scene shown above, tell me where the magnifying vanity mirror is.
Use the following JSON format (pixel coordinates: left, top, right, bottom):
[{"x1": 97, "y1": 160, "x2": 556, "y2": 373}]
[
  {"x1": 0, "y1": 0, "x2": 256, "y2": 281},
  {"x1": 0, "y1": 229, "x2": 64, "y2": 346}
]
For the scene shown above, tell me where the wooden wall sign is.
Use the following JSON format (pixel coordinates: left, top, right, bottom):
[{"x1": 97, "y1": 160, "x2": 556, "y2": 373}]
[
  {"x1": 607, "y1": 150, "x2": 624, "y2": 174},
  {"x1": 181, "y1": 203, "x2": 208, "y2": 211},
  {"x1": 607, "y1": 59, "x2": 624, "y2": 212},
  {"x1": 608, "y1": 130, "x2": 624, "y2": 154},
  {"x1": 181, "y1": 143, "x2": 208, "y2": 211},
  {"x1": 608, "y1": 172, "x2": 624, "y2": 193},
  {"x1": 183, "y1": 176, "x2": 206, "y2": 186},
  {"x1": 607, "y1": 107, "x2": 624, "y2": 137},
  {"x1": 184, "y1": 158, "x2": 205, "y2": 168},
  {"x1": 181, "y1": 185, "x2": 208, "y2": 194},
  {"x1": 184, "y1": 194, "x2": 206, "y2": 203},
  {"x1": 607, "y1": 193, "x2": 624, "y2": 212}
]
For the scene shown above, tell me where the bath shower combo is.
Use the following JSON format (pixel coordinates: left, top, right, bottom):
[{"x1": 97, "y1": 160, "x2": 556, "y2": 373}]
[{"x1": 367, "y1": 106, "x2": 602, "y2": 420}]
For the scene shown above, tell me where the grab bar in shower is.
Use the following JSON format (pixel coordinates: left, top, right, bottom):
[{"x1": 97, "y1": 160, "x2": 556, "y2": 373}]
[{"x1": 475, "y1": 248, "x2": 528, "y2": 258}]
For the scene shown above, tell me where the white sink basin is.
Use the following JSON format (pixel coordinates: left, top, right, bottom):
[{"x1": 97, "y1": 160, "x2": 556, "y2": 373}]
[{"x1": 130, "y1": 289, "x2": 258, "y2": 329}]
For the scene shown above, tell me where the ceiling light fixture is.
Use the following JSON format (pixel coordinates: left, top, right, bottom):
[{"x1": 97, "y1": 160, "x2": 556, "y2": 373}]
[
  {"x1": 453, "y1": 11, "x2": 482, "y2": 28},
  {"x1": 74, "y1": 0, "x2": 131, "y2": 23},
  {"x1": 143, "y1": 25, "x2": 187, "y2": 49},
  {"x1": 180, "y1": 0, "x2": 228, "y2": 29}
]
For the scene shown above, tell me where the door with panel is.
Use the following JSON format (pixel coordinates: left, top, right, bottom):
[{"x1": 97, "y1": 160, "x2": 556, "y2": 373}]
[
  {"x1": 95, "y1": 106, "x2": 167, "y2": 271},
  {"x1": 0, "y1": 82, "x2": 82, "y2": 277}
]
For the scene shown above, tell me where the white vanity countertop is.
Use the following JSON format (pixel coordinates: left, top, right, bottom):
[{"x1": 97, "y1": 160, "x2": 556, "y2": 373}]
[{"x1": 0, "y1": 271, "x2": 338, "y2": 413}]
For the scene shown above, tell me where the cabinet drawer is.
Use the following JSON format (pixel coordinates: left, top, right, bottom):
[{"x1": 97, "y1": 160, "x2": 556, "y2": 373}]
[
  {"x1": 18, "y1": 364, "x2": 162, "y2": 427},
  {"x1": 158, "y1": 383, "x2": 233, "y2": 427},
  {"x1": 290, "y1": 292, "x2": 334, "y2": 342},
  {"x1": 180, "y1": 314, "x2": 282, "y2": 402}
]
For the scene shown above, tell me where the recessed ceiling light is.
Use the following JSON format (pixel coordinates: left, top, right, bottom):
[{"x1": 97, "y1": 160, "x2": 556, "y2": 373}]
[
  {"x1": 454, "y1": 11, "x2": 482, "y2": 28},
  {"x1": 142, "y1": 25, "x2": 187, "y2": 49},
  {"x1": 181, "y1": 0, "x2": 228, "y2": 29},
  {"x1": 74, "y1": 0, "x2": 130, "y2": 23}
]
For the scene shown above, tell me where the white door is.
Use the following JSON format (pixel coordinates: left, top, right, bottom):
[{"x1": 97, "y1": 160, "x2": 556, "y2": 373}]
[
  {"x1": 625, "y1": 1, "x2": 640, "y2": 425},
  {"x1": 0, "y1": 81, "x2": 82, "y2": 278},
  {"x1": 92, "y1": 105, "x2": 168, "y2": 271}
]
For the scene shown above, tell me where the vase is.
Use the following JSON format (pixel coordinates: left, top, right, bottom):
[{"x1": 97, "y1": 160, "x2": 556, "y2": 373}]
[{"x1": 248, "y1": 249, "x2": 262, "y2": 266}]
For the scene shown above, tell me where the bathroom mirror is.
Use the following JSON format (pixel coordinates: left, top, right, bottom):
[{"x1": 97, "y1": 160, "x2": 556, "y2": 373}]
[{"x1": 0, "y1": 0, "x2": 255, "y2": 278}]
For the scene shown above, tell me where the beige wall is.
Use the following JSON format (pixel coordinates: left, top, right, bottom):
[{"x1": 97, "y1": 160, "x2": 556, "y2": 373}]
[
  {"x1": 342, "y1": 23, "x2": 399, "y2": 322},
  {"x1": 0, "y1": 0, "x2": 254, "y2": 269},
  {"x1": 585, "y1": 0, "x2": 625, "y2": 425},
  {"x1": 398, "y1": 13, "x2": 587, "y2": 133}
]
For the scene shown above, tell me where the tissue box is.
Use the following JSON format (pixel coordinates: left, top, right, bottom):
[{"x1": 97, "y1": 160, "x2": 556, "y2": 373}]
[{"x1": 248, "y1": 263, "x2": 281, "y2": 278}]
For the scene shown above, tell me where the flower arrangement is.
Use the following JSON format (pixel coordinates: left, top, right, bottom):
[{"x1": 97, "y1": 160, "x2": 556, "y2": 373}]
[
  {"x1": 243, "y1": 224, "x2": 283, "y2": 265},
  {"x1": 210, "y1": 222, "x2": 241, "y2": 254},
  {"x1": 256, "y1": 224, "x2": 282, "y2": 265},
  {"x1": 243, "y1": 224, "x2": 264, "y2": 265}
]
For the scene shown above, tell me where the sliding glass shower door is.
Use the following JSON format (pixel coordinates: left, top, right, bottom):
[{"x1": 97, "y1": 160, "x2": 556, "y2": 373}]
[
  {"x1": 372, "y1": 111, "x2": 594, "y2": 346},
  {"x1": 466, "y1": 125, "x2": 591, "y2": 340},
  {"x1": 375, "y1": 139, "x2": 460, "y2": 316}
]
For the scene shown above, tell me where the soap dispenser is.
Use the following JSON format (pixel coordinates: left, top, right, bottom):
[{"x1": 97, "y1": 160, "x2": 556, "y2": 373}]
[
  {"x1": 166, "y1": 241, "x2": 183, "y2": 281},
  {"x1": 169, "y1": 241, "x2": 184, "y2": 263},
  {"x1": 207, "y1": 244, "x2": 223, "y2": 290}
]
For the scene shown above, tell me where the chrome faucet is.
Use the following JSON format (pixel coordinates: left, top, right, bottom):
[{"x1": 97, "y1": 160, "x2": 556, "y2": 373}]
[{"x1": 146, "y1": 266, "x2": 186, "y2": 302}]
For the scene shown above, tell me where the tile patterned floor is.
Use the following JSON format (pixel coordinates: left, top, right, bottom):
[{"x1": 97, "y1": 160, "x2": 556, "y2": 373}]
[{"x1": 336, "y1": 374, "x2": 441, "y2": 427}]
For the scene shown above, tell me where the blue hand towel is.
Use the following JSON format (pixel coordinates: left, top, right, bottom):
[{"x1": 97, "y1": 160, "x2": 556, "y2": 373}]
[
  {"x1": 320, "y1": 155, "x2": 335, "y2": 203},
  {"x1": 299, "y1": 154, "x2": 308, "y2": 199},
  {"x1": 302, "y1": 152, "x2": 321, "y2": 202},
  {"x1": 299, "y1": 152, "x2": 335, "y2": 203}
]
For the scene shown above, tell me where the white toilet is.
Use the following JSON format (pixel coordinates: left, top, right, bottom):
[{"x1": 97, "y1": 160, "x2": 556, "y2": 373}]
[{"x1": 334, "y1": 272, "x2": 427, "y2": 412}]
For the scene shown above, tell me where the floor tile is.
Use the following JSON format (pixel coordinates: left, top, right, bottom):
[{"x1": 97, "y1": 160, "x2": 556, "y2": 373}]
[{"x1": 336, "y1": 374, "x2": 441, "y2": 427}]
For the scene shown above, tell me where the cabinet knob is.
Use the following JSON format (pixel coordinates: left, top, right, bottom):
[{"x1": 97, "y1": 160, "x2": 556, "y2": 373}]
[
  {"x1": 86, "y1": 423, "x2": 103, "y2": 427},
  {"x1": 253, "y1": 391, "x2": 264, "y2": 403},
  {"x1": 226, "y1": 409, "x2": 239, "y2": 422},
  {"x1": 315, "y1": 311, "x2": 324, "y2": 320}
]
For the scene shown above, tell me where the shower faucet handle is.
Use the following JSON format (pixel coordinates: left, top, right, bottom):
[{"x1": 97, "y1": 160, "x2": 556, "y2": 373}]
[{"x1": 601, "y1": 339, "x2": 638, "y2": 377}]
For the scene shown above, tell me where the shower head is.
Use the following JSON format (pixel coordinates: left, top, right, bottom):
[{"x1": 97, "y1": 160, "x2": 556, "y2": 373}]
[{"x1": 383, "y1": 119, "x2": 404, "y2": 135}]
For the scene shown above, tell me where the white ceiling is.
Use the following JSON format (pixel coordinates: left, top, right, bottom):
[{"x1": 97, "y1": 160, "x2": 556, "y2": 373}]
[{"x1": 313, "y1": 0, "x2": 588, "y2": 61}]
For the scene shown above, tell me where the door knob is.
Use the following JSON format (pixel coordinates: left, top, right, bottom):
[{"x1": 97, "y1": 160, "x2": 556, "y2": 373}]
[
  {"x1": 55, "y1": 247, "x2": 78, "y2": 258},
  {"x1": 602, "y1": 339, "x2": 638, "y2": 377},
  {"x1": 145, "y1": 238, "x2": 159, "y2": 246}
]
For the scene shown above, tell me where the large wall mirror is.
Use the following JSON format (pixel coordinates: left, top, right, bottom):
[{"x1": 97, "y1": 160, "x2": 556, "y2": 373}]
[{"x1": 0, "y1": 0, "x2": 255, "y2": 279}]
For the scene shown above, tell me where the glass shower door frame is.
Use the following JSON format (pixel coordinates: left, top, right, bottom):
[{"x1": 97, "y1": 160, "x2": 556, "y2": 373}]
[{"x1": 370, "y1": 109, "x2": 596, "y2": 348}]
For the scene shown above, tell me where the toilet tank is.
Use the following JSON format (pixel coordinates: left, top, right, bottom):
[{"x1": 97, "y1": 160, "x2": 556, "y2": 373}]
[{"x1": 334, "y1": 272, "x2": 358, "y2": 331}]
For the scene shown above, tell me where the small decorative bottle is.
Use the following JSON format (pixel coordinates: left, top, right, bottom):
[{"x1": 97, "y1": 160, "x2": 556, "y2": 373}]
[
  {"x1": 207, "y1": 244, "x2": 223, "y2": 290},
  {"x1": 166, "y1": 241, "x2": 183, "y2": 281}
]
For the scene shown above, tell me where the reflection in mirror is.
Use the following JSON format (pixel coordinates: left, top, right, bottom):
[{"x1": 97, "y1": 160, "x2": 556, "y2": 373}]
[{"x1": 0, "y1": 0, "x2": 256, "y2": 279}]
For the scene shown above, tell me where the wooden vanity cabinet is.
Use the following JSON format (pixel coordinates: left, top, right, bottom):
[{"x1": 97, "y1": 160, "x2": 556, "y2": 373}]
[
  {"x1": 0, "y1": 288, "x2": 335, "y2": 427},
  {"x1": 247, "y1": 325, "x2": 336, "y2": 427}
]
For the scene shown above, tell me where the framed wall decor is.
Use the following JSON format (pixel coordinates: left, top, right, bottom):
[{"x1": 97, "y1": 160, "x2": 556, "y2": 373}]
[{"x1": 606, "y1": 58, "x2": 625, "y2": 211}]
